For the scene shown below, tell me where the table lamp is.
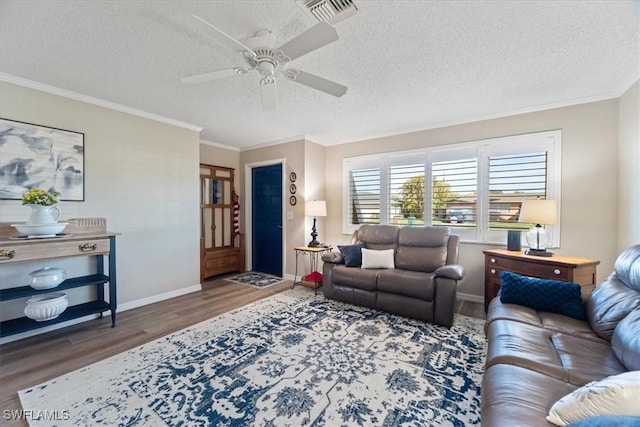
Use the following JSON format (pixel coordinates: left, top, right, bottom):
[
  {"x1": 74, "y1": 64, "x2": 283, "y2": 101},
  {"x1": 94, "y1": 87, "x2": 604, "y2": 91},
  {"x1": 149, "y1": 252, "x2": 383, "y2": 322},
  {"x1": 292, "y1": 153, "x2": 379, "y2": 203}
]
[
  {"x1": 518, "y1": 199, "x2": 557, "y2": 257},
  {"x1": 306, "y1": 200, "x2": 326, "y2": 247}
]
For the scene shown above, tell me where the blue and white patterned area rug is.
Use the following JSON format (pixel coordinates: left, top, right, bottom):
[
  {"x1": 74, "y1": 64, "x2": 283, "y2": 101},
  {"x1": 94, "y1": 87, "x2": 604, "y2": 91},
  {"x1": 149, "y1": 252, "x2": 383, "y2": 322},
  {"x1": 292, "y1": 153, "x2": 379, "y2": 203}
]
[
  {"x1": 225, "y1": 271, "x2": 286, "y2": 288},
  {"x1": 19, "y1": 288, "x2": 487, "y2": 426}
]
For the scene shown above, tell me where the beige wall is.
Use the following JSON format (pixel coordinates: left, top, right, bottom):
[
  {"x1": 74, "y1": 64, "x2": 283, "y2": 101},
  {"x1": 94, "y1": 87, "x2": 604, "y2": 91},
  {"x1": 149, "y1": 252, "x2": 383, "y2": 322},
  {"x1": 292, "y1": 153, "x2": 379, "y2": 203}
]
[
  {"x1": 0, "y1": 82, "x2": 201, "y2": 329},
  {"x1": 617, "y1": 80, "x2": 640, "y2": 250},
  {"x1": 324, "y1": 99, "x2": 620, "y2": 300}
]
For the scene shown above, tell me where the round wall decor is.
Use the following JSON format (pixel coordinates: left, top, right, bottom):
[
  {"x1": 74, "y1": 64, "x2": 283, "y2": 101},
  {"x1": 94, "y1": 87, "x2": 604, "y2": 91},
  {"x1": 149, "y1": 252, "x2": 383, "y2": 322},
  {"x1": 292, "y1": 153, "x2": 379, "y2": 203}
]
[
  {"x1": 289, "y1": 195, "x2": 297, "y2": 206},
  {"x1": 289, "y1": 183, "x2": 297, "y2": 194},
  {"x1": 289, "y1": 172, "x2": 297, "y2": 182}
]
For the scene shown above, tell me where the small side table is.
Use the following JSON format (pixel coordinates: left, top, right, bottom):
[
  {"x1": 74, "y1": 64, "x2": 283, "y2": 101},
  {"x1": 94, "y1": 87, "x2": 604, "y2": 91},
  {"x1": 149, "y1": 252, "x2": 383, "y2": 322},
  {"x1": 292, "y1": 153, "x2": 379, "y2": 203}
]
[{"x1": 293, "y1": 246, "x2": 333, "y2": 295}]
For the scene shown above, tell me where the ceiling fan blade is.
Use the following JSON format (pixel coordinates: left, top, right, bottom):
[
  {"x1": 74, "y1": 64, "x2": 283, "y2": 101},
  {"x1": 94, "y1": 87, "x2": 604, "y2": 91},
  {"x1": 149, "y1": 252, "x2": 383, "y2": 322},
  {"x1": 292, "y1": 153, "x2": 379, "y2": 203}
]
[
  {"x1": 284, "y1": 69, "x2": 347, "y2": 97},
  {"x1": 181, "y1": 67, "x2": 249, "y2": 84},
  {"x1": 277, "y1": 22, "x2": 339, "y2": 61},
  {"x1": 261, "y1": 79, "x2": 277, "y2": 110},
  {"x1": 190, "y1": 13, "x2": 256, "y2": 57}
]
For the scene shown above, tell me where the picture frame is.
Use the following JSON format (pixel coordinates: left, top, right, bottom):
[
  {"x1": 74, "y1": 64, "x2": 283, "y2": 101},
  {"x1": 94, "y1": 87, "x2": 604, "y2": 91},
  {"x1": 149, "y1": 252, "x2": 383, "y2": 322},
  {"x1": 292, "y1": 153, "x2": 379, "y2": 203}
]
[{"x1": 0, "y1": 118, "x2": 85, "y2": 201}]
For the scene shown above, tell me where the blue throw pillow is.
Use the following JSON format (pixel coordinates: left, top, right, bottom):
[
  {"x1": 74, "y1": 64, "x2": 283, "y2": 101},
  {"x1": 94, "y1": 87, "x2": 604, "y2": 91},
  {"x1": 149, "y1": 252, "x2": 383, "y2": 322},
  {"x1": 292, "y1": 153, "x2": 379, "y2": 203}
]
[
  {"x1": 338, "y1": 243, "x2": 367, "y2": 267},
  {"x1": 567, "y1": 416, "x2": 640, "y2": 427},
  {"x1": 500, "y1": 271, "x2": 586, "y2": 320}
]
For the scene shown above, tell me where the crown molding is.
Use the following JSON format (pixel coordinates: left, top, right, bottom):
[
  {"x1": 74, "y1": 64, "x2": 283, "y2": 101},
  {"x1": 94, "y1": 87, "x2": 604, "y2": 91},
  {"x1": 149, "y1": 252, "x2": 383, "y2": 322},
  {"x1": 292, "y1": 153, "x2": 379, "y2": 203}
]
[
  {"x1": 200, "y1": 139, "x2": 240, "y2": 152},
  {"x1": 239, "y1": 134, "x2": 306, "y2": 152},
  {"x1": 0, "y1": 73, "x2": 203, "y2": 133}
]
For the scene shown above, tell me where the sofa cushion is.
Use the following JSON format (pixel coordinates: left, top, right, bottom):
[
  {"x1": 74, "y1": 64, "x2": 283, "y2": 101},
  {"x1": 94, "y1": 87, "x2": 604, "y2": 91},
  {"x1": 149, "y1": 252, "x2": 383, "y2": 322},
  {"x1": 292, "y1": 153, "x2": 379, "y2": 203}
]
[
  {"x1": 611, "y1": 309, "x2": 640, "y2": 371},
  {"x1": 486, "y1": 320, "x2": 625, "y2": 386},
  {"x1": 487, "y1": 298, "x2": 602, "y2": 342},
  {"x1": 481, "y1": 364, "x2": 577, "y2": 427},
  {"x1": 500, "y1": 271, "x2": 586, "y2": 320},
  {"x1": 353, "y1": 224, "x2": 399, "y2": 251},
  {"x1": 395, "y1": 226, "x2": 449, "y2": 272},
  {"x1": 613, "y1": 244, "x2": 640, "y2": 292},
  {"x1": 547, "y1": 371, "x2": 640, "y2": 426},
  {"x1": 377, "y1": 269, "x2": 435, "y2": 300},
  {"x1": 361, "y1": 248, "x2": 395, "y2": 269},
  {"x1": 338, "y1": 243, "x2": 367, "y2": 267},
  {"x1": 586, "y1": 273, "x2": 640, "y2": 341},
  {"x1": 331, "y1": 265, "x2": 379, "y2": 291}
]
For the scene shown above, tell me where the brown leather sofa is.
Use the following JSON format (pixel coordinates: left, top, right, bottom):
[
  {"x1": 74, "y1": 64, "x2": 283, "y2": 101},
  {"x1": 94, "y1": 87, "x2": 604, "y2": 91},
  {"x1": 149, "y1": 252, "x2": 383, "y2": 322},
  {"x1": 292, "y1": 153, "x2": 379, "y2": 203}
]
[
  {"x1": 481, "y1": 244, "x2": 640, "y2": 426},
  {"x1": 321, "y1": 224, "x2": 464, "y2": 327}
]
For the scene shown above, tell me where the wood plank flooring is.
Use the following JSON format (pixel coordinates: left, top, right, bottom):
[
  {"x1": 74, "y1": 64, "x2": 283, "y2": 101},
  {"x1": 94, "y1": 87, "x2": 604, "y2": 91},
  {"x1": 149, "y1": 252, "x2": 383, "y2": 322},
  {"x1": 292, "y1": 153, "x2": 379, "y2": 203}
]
[{"x1": 0, "y1": 277, "x2": 484, "y2": 426}]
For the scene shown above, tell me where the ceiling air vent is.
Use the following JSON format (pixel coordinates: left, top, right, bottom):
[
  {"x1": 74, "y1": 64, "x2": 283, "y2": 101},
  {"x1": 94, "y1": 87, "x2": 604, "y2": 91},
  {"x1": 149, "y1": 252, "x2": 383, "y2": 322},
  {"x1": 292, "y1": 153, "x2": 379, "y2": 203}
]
[{"x1": 297, "y1": 0, "x2": 359, "y2": 24}]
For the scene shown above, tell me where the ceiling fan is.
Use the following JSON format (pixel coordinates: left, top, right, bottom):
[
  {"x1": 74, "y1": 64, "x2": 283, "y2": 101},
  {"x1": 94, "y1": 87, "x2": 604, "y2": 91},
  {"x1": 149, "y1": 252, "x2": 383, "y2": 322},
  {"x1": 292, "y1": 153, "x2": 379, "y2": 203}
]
[{"x1": 181, "y1": 14, "x2": 348, "y2": 110}]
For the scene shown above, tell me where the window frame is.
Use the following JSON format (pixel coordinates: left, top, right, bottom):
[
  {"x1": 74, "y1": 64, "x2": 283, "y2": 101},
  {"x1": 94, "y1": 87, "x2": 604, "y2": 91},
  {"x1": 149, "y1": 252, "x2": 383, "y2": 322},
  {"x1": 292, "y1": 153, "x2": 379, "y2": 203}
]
[{"x1": 343, "y1": 130, "x2": 562, "y2": 246}]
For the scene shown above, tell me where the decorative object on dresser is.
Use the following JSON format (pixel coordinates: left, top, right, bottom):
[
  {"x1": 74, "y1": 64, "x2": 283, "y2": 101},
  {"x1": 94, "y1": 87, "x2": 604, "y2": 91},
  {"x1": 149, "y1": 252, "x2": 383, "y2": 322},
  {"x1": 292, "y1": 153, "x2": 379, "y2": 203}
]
[
  {"x1": 518, "y1": 199, "x2": 557, "y2": 256},
  {"x1": 0, "y1": 118, "x2": 85, "y2": 201},
  {"x1": 12, "y1": 188, "x2": 69, "y2": 237},
  {"x1": 200, "y1": 164, "x2": 244, "y2": 281},
  {"x1": 305, "y1": 200, "x2": 326, "y2": 247},
  {"x1": 24, "y1": 292, "x2": 69, "y2": 321},
  {"x1": 29, "y1": 267, "x2": 69, "y2": 289},
  {"x1": 483, "y1": 248, "x2": 599, "y2": 312},
  {"x1": 0, "y1": 217, "x2": 118, "y2": 338}
]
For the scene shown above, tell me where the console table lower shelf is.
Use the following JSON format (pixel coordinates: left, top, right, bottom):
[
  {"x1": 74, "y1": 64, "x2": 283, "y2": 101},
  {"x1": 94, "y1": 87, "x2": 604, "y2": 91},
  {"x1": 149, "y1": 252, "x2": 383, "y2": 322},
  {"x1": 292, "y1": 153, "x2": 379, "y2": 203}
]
[{"x1": 0, "y1": 300, "x2": 112, "y2": 338}]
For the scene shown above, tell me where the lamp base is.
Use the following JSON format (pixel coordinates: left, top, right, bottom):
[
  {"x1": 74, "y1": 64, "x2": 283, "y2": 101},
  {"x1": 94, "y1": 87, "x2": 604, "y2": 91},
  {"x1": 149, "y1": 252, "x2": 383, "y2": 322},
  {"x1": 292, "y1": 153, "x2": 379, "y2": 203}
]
[
  {"x1": 308, "y1": 239, "x2": 321, "y2": 248},
  {"x1": 525, "y1": 248, "x2": 554, "y2": 257}
]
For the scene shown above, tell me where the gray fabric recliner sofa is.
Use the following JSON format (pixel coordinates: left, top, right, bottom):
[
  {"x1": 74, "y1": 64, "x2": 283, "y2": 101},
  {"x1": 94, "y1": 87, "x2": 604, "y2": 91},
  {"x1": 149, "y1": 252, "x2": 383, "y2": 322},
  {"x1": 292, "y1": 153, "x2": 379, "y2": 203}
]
[
  {"x1": 321, "y1": 224, "x2": 465, "y2": 327},
  {"x1": 481, "y1": 244, "x2": 640, "y2": 426}
]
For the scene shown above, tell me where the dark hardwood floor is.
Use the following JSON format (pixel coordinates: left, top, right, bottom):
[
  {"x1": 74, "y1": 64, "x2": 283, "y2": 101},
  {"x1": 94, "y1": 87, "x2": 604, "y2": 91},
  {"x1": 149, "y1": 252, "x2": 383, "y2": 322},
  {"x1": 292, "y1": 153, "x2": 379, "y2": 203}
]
[{"x1": 0, "y1": 276, "x2": 484, "y2": 426}]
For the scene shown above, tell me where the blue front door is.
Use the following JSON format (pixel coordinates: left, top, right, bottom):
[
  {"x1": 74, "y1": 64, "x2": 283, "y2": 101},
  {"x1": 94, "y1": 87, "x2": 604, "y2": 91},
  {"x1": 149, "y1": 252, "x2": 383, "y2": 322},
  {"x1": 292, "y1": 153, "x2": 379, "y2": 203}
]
[{"x1": 251, "y1": 164, "x2": 283, "y2": 276}]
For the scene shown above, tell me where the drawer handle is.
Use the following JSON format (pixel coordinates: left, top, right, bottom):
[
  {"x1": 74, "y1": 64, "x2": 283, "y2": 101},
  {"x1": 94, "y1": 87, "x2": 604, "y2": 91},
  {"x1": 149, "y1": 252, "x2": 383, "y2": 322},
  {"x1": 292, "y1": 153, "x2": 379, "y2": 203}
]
[
  {"x1": 79, "y1": 243, "x2": 97, "y2": 252},
  {"x1": 490, "y1": 258, "x2": 496, "y2": 263},
  {"x1": 490, "y1": 269, "x2": 496, "y2": 274},
  {"x1": 553, "y1": 269, "x2": 561, "y2": 275},
  {"x1": 0, "y1": 249, "x2": 15, "y2": 260}
]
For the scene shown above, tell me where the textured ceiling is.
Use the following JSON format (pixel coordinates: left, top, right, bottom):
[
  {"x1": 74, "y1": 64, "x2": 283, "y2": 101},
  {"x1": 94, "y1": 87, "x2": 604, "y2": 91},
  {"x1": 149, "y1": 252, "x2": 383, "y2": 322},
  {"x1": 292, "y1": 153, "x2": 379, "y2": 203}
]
[{"x1": 0, "y1": 1, "x2": 638, "y2": 149}]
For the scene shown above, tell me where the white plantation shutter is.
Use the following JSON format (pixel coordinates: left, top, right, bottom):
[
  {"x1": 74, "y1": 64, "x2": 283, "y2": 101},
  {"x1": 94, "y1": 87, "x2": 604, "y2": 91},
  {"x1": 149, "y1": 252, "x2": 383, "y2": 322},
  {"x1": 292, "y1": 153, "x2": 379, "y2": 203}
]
[{"x1": 343, "y1": 130, "x2": 561, "y2": 244}]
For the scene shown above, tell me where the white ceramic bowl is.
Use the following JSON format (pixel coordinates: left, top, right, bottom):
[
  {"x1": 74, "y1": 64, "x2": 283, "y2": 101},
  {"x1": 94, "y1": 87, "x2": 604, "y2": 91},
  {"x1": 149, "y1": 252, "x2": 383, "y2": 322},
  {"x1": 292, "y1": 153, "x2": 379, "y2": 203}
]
[
  {"x1": 11, "y1": 223, "x2": 68, "y2": 237},
  {"x1": 29, "y1": 267, "x2": 69, "y2": 290},
  {"x1": 24, "y1": 292, "x2": 69, "y2": 321}
]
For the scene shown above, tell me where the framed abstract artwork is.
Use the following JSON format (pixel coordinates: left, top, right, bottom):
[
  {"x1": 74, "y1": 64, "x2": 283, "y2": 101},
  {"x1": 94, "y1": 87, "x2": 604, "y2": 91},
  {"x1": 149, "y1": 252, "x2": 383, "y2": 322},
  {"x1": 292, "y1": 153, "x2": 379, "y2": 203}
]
[{"x1": 0, "y1": 118, "x2": 85, "y2": 201}]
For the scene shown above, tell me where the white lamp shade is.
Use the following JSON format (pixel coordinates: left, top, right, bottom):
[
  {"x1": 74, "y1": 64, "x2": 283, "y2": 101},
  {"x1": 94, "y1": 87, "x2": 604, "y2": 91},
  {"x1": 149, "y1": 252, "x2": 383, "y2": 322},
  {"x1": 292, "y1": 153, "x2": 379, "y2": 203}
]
[
  {"x1": 519, "y1": 199, "x2": 557, "y2": 225},
  {"x1": 306, "y1": 200, "x2": 327, "y2": 217}
]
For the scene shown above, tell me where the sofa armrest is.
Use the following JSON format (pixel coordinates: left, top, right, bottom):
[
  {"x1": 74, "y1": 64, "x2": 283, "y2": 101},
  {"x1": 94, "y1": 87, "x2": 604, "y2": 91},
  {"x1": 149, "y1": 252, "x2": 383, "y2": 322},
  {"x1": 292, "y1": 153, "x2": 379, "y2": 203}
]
[
  {"x1": 435, "y1": 264, "x2": 465, "y2": 281},
  {"x1": 322, "y1": 252, "x2": 344, "y2": 264}
]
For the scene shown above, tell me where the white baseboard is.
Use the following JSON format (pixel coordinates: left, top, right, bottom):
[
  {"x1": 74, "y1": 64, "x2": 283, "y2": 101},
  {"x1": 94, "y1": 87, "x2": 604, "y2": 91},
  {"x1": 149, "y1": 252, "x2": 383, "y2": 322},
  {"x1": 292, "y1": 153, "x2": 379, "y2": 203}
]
[
  {"x1": 0, "y1": 284, "x2": 202, "y2": 345},
  {"x1": 456, "y1": 292, "x2": 484, "y2": 304},
  {"x1": 116, "y1": 284, "x2": 202, "y2": 312}
]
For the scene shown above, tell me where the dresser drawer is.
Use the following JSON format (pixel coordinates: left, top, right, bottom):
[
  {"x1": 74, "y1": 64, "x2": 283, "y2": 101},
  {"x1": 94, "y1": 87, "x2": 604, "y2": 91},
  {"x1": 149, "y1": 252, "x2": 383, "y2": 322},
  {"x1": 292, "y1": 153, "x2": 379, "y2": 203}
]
[
  {"x1": 486, "y1": 255, "x2": 569, "y2": 280},
  {"x1": 0, "y1": 238, "x2": 110, "y2": 264}
]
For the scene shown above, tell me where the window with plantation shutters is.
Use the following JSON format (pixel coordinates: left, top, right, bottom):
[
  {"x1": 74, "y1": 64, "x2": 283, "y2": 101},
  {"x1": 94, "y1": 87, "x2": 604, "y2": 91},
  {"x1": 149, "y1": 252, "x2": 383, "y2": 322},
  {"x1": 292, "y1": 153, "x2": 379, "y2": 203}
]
[
  {"x1": 432, "y1": 158, "x2": 477, "y2": 229},
  {"x1": 349, "y1": 166, "x2": 381, "y2": 225},
  {"x1": 389, "y1": 163, "x2": 424, "y2": 225},
  {"x1": 343, "y1": 130, "x2": 561, "y2": 245},
  {"x1": 488, "y1": 152, "x2": 547, "y2": 230}
]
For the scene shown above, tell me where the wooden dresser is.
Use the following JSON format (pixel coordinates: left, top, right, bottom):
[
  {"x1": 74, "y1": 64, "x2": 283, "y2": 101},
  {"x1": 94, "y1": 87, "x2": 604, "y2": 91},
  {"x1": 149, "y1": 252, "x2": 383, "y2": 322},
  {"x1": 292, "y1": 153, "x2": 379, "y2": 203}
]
[{"x1": 483, "y1": 248, "x2": 600, "y2": 312}]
